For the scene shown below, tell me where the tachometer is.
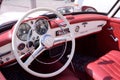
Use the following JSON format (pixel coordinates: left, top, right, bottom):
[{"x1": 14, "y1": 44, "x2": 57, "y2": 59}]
[
  {"x1": 35, "y1": 19, "x2": 48, "y2": 35},
  {"x1": 17, "y1": 23, "x2": 31, "y2": 41}
]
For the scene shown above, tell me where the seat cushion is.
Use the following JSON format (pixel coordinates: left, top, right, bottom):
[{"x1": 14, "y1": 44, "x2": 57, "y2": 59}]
[{"x1": 86, "y1": 50, "x2": 120, "y2": 80}]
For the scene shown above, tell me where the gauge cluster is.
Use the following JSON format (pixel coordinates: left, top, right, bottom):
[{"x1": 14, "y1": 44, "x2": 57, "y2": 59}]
[
  {"x1": 16, "y1": 17, "x2": 50, "y2": 56},
  {"x1": 17, "y1": 18, "x2": 49, "y2": 41}
]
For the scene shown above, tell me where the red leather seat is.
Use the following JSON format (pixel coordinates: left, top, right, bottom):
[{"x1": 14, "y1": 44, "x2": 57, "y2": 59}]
[{"x1": 86, "y1": 50, "x2": 120, "y2": 80}]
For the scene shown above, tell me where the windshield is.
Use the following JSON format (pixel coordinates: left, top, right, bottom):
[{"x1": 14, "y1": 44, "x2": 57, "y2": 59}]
[{"x1": 0, "y1": 0, "x2": 118, "y2": 15}]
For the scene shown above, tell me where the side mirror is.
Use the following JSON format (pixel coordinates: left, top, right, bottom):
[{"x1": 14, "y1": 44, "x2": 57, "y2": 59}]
[
  {"x1": 82, "y1": 6, "x2": 97, "y2": 12},
  {"x1": 57, "y1": 6, "x2": 74, "y2": 14}
]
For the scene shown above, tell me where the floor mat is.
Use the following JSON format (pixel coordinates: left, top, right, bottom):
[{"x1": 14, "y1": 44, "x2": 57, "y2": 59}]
[
  {"x1": 1, "y1": 64, "x2": 53, "y2": 80},
  {"x1": 73, "y1": 54, "x2": 96, "y2": 72}
]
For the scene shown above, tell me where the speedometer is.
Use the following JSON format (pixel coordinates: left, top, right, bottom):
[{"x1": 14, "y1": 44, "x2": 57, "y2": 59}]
[
  {"x1": 16, "y1": 23, "x2": 31, "y2": 41},
  {"x1": 35, "y1": 19, "x2": 48, "y2": 35}
]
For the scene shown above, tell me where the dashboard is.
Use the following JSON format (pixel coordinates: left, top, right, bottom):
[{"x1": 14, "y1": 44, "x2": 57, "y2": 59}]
[{"x1": 0, "y1": 13, "x2": 108, "y2": 66}]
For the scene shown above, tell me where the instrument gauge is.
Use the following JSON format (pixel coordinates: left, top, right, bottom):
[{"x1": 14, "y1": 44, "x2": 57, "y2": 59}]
[
  {"x1": 17, "y1": 43, "x2": 25, "y2": 50},
  {"x1": 35, "y1": 19, "x2": 49, "y2": 35},
  {"x1": 17, "y1": 23, "x2": 31, "y2": 41}
]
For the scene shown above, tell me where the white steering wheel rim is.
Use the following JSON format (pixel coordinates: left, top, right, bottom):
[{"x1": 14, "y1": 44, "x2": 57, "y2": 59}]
[{"x1": 12, "y1": 7, "x2": 75, "y2": 78}]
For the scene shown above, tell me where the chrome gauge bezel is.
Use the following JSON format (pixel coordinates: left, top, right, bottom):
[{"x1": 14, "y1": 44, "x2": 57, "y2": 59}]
[
  {"x1": 35, "y1": 18, "x2": 49, "y2": 35},
  {"x1": 16, "y1": 23, "x2": 32, "y2": 41}
]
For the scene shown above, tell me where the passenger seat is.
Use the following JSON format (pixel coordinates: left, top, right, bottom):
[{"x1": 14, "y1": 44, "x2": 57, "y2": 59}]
[{"x1": 86, "y1": 50, "x2": 120, "y2": 80}]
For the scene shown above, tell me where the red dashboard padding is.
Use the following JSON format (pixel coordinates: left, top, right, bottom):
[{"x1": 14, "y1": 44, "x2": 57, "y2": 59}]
[
  {"x1": 86, "y1": 50, "x2": 120, "y2": 80},
  {"x1": 0, "y1": 72, "x2": 6, "y2": 80},
  {"x1": 0, "y1": 30, "x2": 12, "y2": 47}
]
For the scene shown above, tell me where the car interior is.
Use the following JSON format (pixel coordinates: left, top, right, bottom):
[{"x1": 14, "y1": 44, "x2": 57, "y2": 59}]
[{"x1": 0, "y1": 0, "x2": 120, "y2": 80}]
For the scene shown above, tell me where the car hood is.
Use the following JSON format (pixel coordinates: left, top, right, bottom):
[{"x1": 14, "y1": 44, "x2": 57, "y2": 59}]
[
  {"x1": 0, "y1": 11, "x2": 48, "y2": 26},
  {"x1": 0, "y1": 12, "x2": 25, "y2": 25}
]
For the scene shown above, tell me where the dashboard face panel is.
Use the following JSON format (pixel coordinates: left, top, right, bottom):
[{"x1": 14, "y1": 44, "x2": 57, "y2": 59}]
[{"x1": 0, "y1": 14, "x2": 108, "y2": 66}]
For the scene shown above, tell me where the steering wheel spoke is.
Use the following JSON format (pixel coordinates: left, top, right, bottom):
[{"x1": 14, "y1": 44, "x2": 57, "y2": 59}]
[
  {"x1": 54, "y1": 35, "x2": 72, "y2": 44},
  {"x1": 24, "y1": 44, "x2": 45, "y2": 67},
  {"x1": 54, "y1": 36, "x2": 66, "y2": 42}
]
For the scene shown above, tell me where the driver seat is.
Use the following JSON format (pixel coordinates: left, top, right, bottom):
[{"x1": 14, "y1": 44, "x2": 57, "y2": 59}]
[{"x1": 86, "y1": 50, "x2": 120, "y2": 80}]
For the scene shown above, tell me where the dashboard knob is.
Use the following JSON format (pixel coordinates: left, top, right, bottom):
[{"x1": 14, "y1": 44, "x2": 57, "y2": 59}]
[
  {"x1": 18, "y1": 43, "x2": 25, "y2": 50},
  {"x1": 26, "y1": 41, "x2": 33, "y2": 48},
  {"x1": 75, "y1": 26, "x2": 80, "y2": 32},
  {"x1": 33, "y1": 40, "x2": 39, "y2": 49}
]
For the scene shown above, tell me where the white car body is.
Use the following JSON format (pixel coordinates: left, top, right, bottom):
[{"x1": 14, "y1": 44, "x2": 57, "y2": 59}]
[{"x1": 82, "y1": 0, "x2": 116, "y2": 13}]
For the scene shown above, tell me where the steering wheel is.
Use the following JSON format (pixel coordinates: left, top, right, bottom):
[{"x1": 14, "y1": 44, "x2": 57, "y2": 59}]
[{"x1": 12, "y1": 7, "x2": 75, "y2": 78}]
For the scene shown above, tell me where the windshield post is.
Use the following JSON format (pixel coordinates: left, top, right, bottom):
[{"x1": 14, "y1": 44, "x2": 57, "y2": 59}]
[{"x1": 108, "y1": 0, "x2": 120, "y2": 17}]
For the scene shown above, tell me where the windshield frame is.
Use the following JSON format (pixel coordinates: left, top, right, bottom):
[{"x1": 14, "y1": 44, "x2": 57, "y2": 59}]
[{"x1": 107, "y1": 0, "x2": 120, "y2": 17}]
